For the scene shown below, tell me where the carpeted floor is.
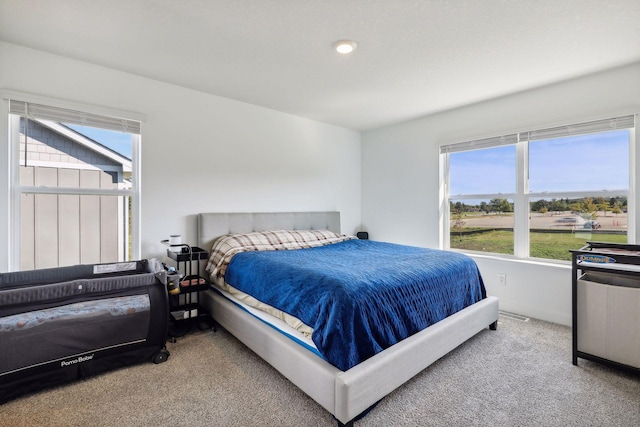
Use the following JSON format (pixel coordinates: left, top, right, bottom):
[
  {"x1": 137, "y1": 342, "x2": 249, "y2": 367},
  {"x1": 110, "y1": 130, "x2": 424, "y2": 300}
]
[{"x1": 1, "y1": 314, "x2": 639, "y2": 426}]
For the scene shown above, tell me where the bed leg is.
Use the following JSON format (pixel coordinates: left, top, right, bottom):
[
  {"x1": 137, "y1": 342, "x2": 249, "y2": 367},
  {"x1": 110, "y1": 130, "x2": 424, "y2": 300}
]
[
  {"x1": 337, "y1": 421, "x2": 354, "y2": 427},
  {"x1": 489, "y1": 320, "x2": 497, "y2": 330}
]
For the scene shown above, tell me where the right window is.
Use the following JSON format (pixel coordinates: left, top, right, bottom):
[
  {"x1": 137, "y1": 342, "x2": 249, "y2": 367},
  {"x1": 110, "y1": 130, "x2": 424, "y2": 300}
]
[
  {"x1": 442, "y1": 115, "x2": 636, "y2": 262},
  {"x1": 527, "y1": 128, "x2": 630, "y2": 261}
]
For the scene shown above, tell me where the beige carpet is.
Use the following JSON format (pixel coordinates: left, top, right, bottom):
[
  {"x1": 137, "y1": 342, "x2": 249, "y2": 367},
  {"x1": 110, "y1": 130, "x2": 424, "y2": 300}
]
[{"x1": 1, "y1": 315, "x2": 639, "y2": 426}]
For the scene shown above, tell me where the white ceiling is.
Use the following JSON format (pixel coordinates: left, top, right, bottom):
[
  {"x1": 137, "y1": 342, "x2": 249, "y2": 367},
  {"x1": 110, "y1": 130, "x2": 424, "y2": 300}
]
[{"x1": 1, "y1": 0, "x2": 639, "y2": 131}]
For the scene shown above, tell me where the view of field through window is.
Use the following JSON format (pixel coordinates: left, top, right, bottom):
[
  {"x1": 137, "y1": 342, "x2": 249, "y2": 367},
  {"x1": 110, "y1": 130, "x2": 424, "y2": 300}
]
[
  {"x1": 447, "y1": 127, "x2": 630, "y2": 261},
  {"x1": 450, "y1": 197, "x2": 627, "y2": 261}
]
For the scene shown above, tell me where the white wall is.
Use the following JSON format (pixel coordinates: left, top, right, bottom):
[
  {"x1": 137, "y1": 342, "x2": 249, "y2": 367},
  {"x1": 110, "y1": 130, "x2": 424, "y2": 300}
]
[
  {"x1": 4, "y1": 40, "x2": 638, "y2": 326},
  {"x1": 0, "y1": 42, "x2": 361, "y2": 270},
  {"x1": 362, "y1": 62, "x2": 640, "y2": 326}
]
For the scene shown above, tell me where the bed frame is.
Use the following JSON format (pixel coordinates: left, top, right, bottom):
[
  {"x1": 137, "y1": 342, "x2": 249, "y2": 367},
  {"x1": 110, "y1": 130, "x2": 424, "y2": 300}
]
[{"x1": 197, "y1": 212, "x2": 499, "y2": 426}]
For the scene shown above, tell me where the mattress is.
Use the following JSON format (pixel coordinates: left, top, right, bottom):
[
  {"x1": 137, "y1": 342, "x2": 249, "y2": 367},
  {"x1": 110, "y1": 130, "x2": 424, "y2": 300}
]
[{"x1": 210, "y1": 286, "x2": 322, "y2": 358}]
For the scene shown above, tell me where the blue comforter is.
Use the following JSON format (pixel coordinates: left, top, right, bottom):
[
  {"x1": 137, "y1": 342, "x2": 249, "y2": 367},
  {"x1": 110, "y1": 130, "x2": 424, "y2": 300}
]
[{"x1": 224, "y1": 239, "x2": 486, "y2": 371}]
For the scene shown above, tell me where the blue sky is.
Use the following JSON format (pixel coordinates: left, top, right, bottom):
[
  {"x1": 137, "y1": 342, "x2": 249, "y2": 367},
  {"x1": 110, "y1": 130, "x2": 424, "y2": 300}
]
[
  {"x1": 450, "y1": 130, "x2": 629, "y2": 198},
  {"x1": 65, "y1": 124, "x2": 132, "y2": 158}
]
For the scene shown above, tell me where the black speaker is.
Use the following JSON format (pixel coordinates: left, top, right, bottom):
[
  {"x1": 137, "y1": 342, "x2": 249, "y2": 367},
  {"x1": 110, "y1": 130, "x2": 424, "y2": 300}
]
[{"x1": 356, "y1": 231, "x2": 369, "y2": 240}]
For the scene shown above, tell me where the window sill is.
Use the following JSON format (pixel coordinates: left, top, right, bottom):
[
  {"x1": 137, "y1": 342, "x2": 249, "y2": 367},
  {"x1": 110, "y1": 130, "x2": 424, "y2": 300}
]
[{"x1": 449, "y1": 248, "x2": 572, "y2": 270}]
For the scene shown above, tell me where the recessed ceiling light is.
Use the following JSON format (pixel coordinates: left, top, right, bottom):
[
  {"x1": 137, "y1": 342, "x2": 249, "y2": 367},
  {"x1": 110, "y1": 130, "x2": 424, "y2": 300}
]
[{"x1": 333, "y1": 40, "x2": 357, "y2": 54}]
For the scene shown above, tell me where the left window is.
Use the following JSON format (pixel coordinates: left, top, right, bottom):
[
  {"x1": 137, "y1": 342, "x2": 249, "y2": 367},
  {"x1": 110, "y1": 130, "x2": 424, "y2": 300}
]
[{"x1": 8, "y1": 100, "x2": 141, "y2": 270}]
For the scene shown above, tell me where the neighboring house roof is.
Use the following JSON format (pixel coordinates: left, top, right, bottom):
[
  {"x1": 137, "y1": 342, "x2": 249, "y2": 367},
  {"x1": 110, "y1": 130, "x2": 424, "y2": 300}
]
[{"x1": 36, "y1": 119, "x2": 131, "y2": 173}]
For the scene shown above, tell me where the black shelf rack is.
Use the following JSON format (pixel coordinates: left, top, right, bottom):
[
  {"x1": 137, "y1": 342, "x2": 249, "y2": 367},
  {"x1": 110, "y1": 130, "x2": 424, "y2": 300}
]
[{"x1": 161, "y1": 242, "x2": 214, "y2": 337}]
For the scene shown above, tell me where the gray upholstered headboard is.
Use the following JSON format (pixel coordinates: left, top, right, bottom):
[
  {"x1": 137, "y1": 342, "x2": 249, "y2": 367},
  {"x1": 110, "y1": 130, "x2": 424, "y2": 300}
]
[{"x1": 197, "y1": 212, "x2": 341, "y2": 252}]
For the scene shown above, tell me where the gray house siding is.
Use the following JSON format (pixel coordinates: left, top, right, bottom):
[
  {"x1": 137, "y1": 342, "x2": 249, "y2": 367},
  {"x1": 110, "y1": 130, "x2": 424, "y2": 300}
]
[{"x1": 19, "y1": 120, "x2": 125, "y2": 270}]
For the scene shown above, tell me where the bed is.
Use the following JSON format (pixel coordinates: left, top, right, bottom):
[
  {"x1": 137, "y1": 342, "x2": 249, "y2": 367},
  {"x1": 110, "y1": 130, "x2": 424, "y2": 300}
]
[{"x1": 197, "y1": 212, "x2": 498, "y2": 426}]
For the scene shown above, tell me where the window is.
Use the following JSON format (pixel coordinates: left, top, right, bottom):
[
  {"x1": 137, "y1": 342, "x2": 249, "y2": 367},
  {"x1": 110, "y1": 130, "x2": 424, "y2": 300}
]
[
  {"x1": 448, "y1": 143, "x2": 516, "y2": 255},
  {"x1": 441, "y1": 115, "x2": 635, "y2": 262},
  {"x1": 8, "y1": 99, "x2": 141, "y2": 270}
]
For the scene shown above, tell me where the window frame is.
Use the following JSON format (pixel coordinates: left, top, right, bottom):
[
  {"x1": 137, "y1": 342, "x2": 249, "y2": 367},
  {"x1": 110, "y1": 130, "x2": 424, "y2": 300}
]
[
  {"x1": 440, "y1": 115, "x2": 637, "y2": 262},
  {"x1": 4, "y1": 91, "x2": 144, "y2": 271}
]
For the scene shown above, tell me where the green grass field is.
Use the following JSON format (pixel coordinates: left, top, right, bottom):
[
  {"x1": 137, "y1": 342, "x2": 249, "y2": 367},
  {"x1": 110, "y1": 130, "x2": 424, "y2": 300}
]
[{"x1": 450, "y1": 230, "x2": 626, "y2": 261}]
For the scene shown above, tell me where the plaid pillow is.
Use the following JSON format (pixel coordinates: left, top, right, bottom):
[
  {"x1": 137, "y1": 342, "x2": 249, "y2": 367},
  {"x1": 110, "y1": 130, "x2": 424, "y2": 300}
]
[{"x1": 206, "y1": 229, "x2": 354, "y2": 280}]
